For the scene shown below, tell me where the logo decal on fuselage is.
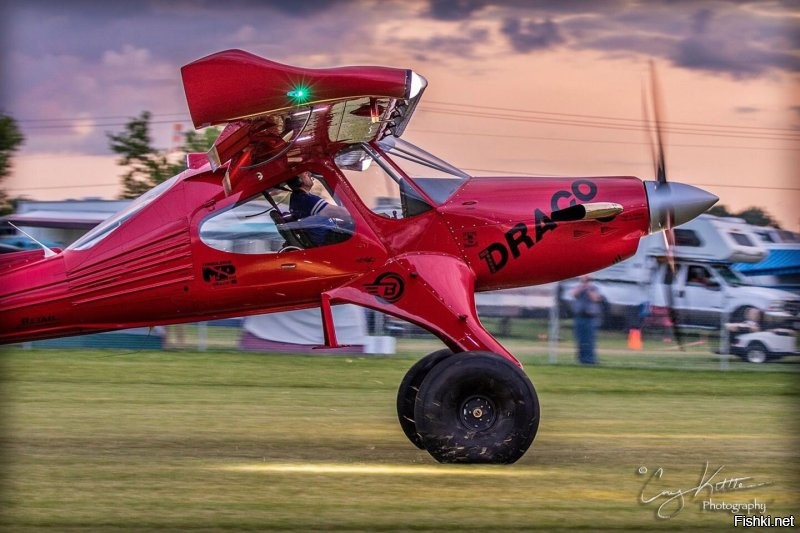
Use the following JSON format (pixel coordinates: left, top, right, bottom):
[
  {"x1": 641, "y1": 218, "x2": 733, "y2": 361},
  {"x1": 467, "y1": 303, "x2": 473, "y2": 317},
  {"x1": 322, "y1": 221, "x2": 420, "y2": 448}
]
[
  {"x1": 478, "y1": 180, "x2": 598, "y2": 274},
  {"x1": 19, "y1": 315, "x2": 57, "y2": 328},
  {"x1": 364, "y1": 272, "x2": 405, "y2": 303},
  {"x1": 463, "y1": 231, "x2": 478, "y2": 247},
  {"x1": 202, "y1": 261, "x2": 237, "y2": 286}
]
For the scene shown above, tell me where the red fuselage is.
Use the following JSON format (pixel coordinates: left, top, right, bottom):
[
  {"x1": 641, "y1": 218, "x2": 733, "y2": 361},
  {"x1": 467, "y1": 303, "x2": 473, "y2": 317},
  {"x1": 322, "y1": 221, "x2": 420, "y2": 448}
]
[{"x1": 0, "y1": 157, "x2": 648, "y2": 345}]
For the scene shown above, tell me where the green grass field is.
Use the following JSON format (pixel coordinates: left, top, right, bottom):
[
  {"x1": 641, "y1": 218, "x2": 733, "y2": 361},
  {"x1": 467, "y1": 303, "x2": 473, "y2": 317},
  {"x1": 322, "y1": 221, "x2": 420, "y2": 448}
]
[{"x1": 1, "y1": 338, "x2": 798, "y2": 531}]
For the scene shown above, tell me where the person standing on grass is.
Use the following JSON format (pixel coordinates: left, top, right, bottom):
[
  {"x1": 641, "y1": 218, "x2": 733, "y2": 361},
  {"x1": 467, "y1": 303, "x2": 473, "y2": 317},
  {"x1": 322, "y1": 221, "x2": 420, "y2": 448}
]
[{"x1": 571, "y1": 275, "x2": 603, "y2": 365}]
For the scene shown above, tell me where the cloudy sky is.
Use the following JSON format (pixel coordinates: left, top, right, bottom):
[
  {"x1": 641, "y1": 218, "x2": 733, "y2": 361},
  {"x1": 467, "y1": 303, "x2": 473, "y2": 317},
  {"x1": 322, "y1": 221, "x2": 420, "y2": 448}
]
[{"x1": 1, "y1": 0, "x2": 798, "y2": 228}]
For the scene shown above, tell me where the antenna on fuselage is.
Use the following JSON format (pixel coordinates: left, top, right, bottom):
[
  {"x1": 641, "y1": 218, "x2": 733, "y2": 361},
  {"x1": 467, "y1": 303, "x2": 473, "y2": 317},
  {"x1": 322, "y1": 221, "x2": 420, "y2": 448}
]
[{"x1": 6, "y1": 222, "x2": 58, "y2": 257}]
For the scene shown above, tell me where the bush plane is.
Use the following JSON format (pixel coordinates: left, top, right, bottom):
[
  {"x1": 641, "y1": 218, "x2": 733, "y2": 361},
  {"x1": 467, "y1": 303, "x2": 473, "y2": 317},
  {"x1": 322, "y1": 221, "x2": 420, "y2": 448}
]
[{"x1": 0, "y1": 50, "x2": 717, "y2": 463}]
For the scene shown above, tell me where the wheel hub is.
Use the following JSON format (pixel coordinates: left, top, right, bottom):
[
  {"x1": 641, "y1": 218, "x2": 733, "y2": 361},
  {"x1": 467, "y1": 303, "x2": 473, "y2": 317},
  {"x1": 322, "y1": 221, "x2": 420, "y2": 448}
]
[
  {"x1": 460, "y1": 396, "x2": 496, "y2": 430},
  {"x1": 747, "y1": 348, "x2": 766, "y2": 364}
]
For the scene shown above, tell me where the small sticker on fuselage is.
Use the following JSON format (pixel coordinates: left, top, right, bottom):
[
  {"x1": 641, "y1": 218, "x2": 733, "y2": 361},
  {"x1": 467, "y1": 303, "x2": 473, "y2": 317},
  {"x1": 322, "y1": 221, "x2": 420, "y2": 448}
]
[{"x1": 202, "y1": 261, "x2": 238, "y2": 286}]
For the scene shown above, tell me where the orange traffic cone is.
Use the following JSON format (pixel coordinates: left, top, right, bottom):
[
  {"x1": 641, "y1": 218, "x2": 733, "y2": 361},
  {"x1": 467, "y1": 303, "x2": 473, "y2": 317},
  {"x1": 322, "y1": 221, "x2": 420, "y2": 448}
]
[{"x1": 627, "y1": 328, "x2": 643, "y2": 350}]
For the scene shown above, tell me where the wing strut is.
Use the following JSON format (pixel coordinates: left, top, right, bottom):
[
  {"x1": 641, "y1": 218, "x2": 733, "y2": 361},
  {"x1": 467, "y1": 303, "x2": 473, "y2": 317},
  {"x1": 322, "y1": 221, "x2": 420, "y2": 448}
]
[{"x1": 320, "y1": 293, "x2": 339, "y2": 348}]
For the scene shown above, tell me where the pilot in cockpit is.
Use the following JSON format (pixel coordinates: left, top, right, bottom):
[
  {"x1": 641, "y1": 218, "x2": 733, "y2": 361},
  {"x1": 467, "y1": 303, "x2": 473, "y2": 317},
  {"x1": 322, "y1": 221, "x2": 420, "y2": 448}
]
[{"x1": 286, "y1": 171, "x2": 353, "y2": 246}]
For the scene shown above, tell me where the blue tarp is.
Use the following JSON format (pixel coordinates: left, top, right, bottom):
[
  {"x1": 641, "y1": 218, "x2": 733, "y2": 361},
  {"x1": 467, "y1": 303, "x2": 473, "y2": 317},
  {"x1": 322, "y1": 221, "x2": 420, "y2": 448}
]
[{"x1": 736, "y1": 248, "x2": 800, "y2": 276}]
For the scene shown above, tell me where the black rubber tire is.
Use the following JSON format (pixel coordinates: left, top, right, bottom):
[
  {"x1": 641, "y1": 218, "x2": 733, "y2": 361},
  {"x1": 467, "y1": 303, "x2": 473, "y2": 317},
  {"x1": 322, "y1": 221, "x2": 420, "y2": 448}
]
[
  {"x1": 396, "y1": 349, "x2": 454, "y2": 449},
  {"x1": 414, "y1": 351, "x2": 540, "y2": 464}
]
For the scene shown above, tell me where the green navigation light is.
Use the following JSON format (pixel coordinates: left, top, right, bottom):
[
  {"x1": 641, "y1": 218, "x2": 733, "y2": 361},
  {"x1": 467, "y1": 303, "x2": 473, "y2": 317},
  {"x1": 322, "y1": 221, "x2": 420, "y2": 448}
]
[{"x1": 286, "y1": 85, "x2": 311, "y2": 104}]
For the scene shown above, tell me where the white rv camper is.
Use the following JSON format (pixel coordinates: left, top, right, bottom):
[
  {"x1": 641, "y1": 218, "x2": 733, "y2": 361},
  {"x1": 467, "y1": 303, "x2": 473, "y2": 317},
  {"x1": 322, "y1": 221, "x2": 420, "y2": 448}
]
[{"x1": 561, "y1": 215, "x2": 800, "y2": 330}]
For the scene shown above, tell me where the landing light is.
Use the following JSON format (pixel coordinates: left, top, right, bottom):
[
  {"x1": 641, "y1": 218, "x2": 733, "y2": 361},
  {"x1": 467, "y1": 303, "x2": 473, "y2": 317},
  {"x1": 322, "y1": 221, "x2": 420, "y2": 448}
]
[{"x1": 408, "y1": 71, "x2": 427, "y2": 99}]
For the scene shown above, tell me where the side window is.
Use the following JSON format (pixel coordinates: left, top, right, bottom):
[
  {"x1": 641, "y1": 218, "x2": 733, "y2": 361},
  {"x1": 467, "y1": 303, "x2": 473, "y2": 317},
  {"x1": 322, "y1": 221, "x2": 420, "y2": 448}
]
[
  {"x1": 199, "y1": 195, "x2": 282, "y2": 253},
  {"x1": 199, "y1": 174, "x2": 354, "y2": 254},
  {"x1": 335, "y1": 144, "x2": 431, "y2": 219},
  {"x1": 674, "y1": 229, "x2": 702, "y2": 247},
  {"x1": 729, "y1": 232, "x2": 755, "y2": 247},
  {"x1": 686, "y1": 265, "x2": 712, "y2": 286}
]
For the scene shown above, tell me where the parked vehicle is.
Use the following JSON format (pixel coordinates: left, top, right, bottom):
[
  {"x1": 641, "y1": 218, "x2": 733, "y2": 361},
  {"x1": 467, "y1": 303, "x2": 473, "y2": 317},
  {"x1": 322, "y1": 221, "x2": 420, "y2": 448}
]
[
  {"x1": 649, "y1": 260, "x2": 799, "y2": 329},
  {"x1": 730, "y1": 329, "x2": 797, "y2": 363},
  {"x1": 560, "y1": 215, "x2": 800, "y2": 330}
]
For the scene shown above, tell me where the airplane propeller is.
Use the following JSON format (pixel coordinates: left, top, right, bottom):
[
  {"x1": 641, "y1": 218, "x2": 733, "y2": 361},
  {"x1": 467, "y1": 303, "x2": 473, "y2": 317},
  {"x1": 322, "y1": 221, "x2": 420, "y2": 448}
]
[
  {"x1": 641, "y1": 61, "x2": 683, "y2": 349},
  {"x1": 644, "y1": 62, "x2": 676, "y2": 274}
]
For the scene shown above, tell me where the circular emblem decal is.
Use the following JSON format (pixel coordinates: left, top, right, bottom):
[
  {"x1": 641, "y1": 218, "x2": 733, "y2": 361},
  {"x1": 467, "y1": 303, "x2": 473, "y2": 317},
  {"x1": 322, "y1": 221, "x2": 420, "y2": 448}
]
[{"x1": 364, "y1": 272, "x2": 405, "y2": 303}]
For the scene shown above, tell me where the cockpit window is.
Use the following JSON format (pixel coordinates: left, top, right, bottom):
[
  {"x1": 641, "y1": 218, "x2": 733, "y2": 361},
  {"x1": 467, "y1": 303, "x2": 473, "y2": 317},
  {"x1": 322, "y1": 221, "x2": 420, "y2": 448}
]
[
  {"x1": 199, "y1": 196, "x2": 284, "y2": 254},
  {"x1": 68, "y1": 175, "x2": 179, "y2": 251},
  {"x1": 199, "y1": 173, "x2": 354, "y2": 254},
  {"x1": 334, "y1": 138, "x2": 469, "y2": 218},
  {"x1": 377, "y1": 137, "x2": 469, "y2": 204},
  {"x1": 335, "y1": 143, "x2": 432, "y2": 219}
]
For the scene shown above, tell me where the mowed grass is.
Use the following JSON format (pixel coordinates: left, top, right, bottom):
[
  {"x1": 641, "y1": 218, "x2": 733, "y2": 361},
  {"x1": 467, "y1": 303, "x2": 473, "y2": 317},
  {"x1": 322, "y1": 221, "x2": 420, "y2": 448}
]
[{"x1": 1, "y1": 345, "x2": 798, "y2": 531}]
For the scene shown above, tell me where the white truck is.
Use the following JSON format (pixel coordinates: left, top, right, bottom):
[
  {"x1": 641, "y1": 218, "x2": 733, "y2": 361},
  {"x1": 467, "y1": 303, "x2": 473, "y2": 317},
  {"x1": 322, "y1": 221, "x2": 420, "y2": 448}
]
[{"x1": 561, "y1": 215, "x2": 800, "y2": 331}]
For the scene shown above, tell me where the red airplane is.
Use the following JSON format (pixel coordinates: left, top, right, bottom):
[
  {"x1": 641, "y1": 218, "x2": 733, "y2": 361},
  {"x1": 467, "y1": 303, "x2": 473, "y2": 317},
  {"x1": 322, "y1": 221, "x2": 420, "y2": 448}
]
[{"x1": 0, "y1": 50, "x2": 716, "y2": 463}]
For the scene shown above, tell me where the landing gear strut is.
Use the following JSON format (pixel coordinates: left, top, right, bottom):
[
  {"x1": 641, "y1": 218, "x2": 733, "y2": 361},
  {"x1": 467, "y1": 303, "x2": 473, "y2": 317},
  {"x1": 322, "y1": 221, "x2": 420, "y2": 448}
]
[{"x1": 397, "y1": 350, "x2": 540, "y2": 464}]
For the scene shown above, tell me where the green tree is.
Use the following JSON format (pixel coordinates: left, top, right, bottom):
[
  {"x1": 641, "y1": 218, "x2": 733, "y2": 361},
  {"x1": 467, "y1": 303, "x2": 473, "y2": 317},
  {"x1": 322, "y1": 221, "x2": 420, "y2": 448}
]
[
  {"x1": 0, "y1": 114, "x2": 25, "y2": 215},
  {"x1": 707, "y1": 205, "x2": 732, "y2": 218},
  {"x1": 735, "y1": 207, "x2": 780, "y2": 228},
  {"x1": 708, "y1": 204, "x2": 780, "y2": 228},
  {"x1": 108, "y1": 111, "x2": 181, "y2": 198},
  {"x1": 108, "y1": 111, "x2": 219, "y2": 199},
  {"x1": 183, "y1": 127, "x2": 220, "y2": 154}
]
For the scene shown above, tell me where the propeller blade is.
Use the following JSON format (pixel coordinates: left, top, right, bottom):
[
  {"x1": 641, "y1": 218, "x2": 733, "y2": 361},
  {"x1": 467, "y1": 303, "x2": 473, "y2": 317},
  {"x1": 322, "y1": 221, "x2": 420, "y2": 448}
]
[
  {"x1": 641, "y1": 81, "x2": 657, "y2": 180},
  {"x1": 662, "y1": 273, "x2": 685, "y2": 351},
  {"x1": 661, "y1": 179, "x2": 676, "y2": 276},
  {"x1": 645, "y1": 60, "x2": 682, "y2": 350},
  {"x1": 649, "y1": 60, "x2": 668, "y2": 186},
  {"x1": 661, "y1": 229, "x2": 683, "y2": 349}
]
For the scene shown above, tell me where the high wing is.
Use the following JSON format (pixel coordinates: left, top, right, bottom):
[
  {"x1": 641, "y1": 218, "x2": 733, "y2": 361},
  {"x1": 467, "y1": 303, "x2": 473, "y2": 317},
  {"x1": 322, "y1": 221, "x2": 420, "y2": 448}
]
[{"x1": 181, "y1": 49, "x2": 427, "y2": 194}]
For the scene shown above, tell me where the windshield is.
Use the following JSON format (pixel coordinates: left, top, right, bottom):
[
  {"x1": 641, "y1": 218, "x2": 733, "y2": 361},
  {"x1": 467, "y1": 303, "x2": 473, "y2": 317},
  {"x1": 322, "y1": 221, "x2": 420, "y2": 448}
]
[
  {"x1": 68, "y1": 176, "x2": 179, "y2": 251},
  {"x1": 335, "y1": 143, "x2": 432, "y2": 218},
  {"x1": 715, "y1": 264, "x2": 749, "y2": 287},
  {"x1": 377, "y1": 137, "x2": 469, "y2": 204}
]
